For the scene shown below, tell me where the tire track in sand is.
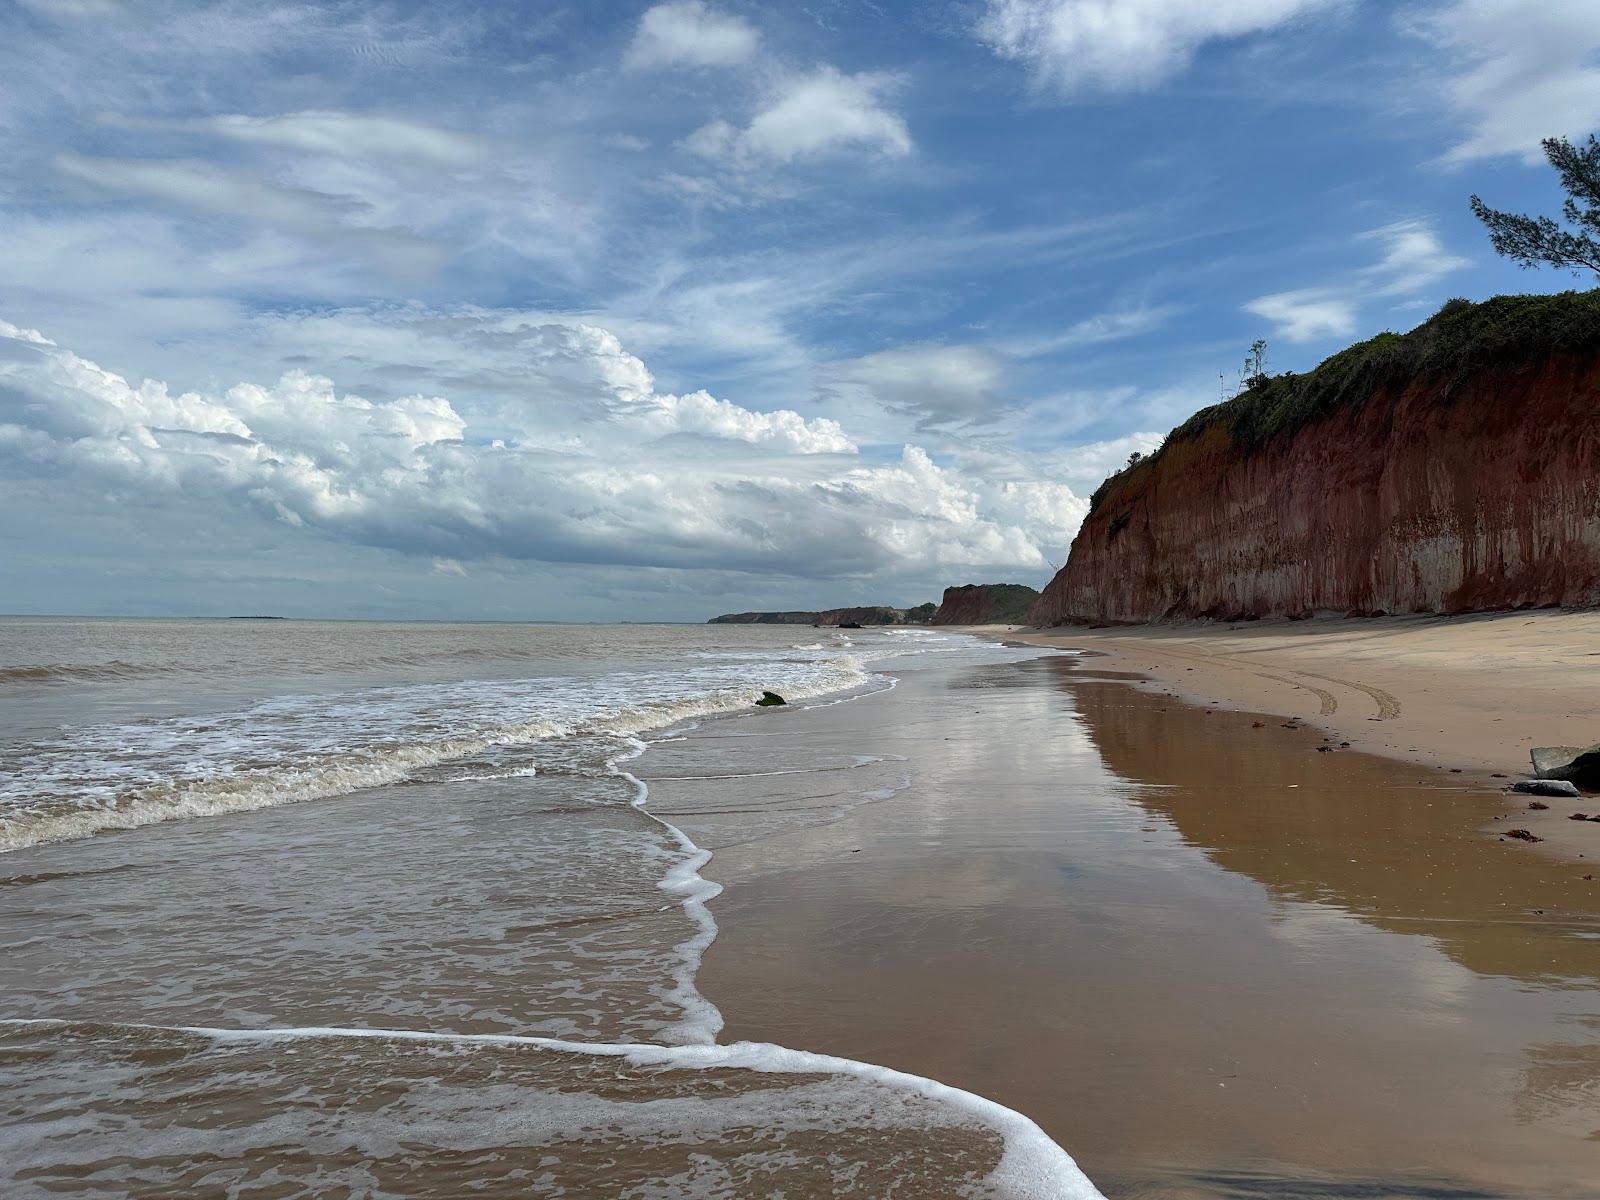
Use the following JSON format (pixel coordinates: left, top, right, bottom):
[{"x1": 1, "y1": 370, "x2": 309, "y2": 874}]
[
  {"x1": 1106, "y1": 643, "x2": 1342, "y2": 717},
  {"x1": 1275, "y1": 667, "x2": 1401, "y2": 720},
  {"x1": 1104, "y1": 641, "x2": 1400, "y2": 721}
]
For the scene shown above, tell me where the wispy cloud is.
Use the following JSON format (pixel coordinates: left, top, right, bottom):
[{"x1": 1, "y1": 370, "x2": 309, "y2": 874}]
[
  {"x1": 1405, "y1": 0, "x2": 1600, "y2": 164},
  {"x1": 975, "y1": 0, "x2": 1336, "y2": 94},
  {"x1": 105, "y1": 111, "x2": 485, "y2": 165},
  {"x1": 1244, "y1": 219, "x2": 1469, "y2": 342},
  {"x1": 995, "y1": 304, "x2": 1179, "y2": 358}
]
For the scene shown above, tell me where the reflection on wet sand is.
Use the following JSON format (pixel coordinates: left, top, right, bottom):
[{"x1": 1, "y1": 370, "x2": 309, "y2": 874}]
[
  {"x1": 691, "y1": 654, "x2": 1600, "y2": 1199},
  {"x1": 1059, "y1": 656, "x2": 1600, "y2": 988}
]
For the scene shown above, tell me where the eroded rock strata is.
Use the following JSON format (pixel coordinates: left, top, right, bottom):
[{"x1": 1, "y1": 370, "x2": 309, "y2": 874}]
[
  {"x1": 931, "y1": 583, "x2": 1041, "y2": 625},
  {"x1": 1031, "y1": 293, "x2": 1600, "y2": 626}
]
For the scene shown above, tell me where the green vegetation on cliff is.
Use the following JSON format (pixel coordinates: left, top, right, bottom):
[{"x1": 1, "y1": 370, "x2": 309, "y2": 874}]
[{"x1": 1089, "y1": 290, "x2": 1600, "y2": 514}]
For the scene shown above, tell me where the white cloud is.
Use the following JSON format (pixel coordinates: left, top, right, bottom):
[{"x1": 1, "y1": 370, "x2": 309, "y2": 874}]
[
  {"x1": 826, "y1": 344, "x2": 1008, "y2": 427},
  {"x1": 1407, "y1": 0, "x2": 1600, "y2": 163},
  {"x1": 51, "y1": 153, "x2": 446, "y2": 281},
  {"x1": 1243, "y1": 288, "x2": 1357, "y2": 342},
  {"x1": 687, "y1": 68, "x2": 912, "y2": 163},
  {"x1": 55, "y1": 154, "x2": 362, "y2": 232},
  {"x1": 996, "y1": 304, "x2": 1178, "y2": 358},
  {"x1": 1244, "y1": 219, "x2": 1469, "y2": 342},
  {"x1": 0, "y1": 316, "x2": 1073, "y2": 578},
  {"x1": 1361, "y1": 218, "x2": 1470, "y2": 295},
  {"x1": 624, "y1": 1, "x2": 759, "y2": 70},
  {"x1": 976, "y1": 0, "x2": 1333, "y2": 94},
  {"x1": 135, "y1": 111, "x2": 485, "y2": 165},
  {"x1": 1037, "y1": 432, "x2": 1167, "y2": 492},
  {"x1": 630, "y1": 389, "x2": 856, "y2": 453}
]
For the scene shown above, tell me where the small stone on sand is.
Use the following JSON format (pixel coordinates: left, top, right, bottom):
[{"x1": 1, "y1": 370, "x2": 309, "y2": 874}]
[{"x1": 1513, "y1": 779, "x2": 1581, "y2": 797}]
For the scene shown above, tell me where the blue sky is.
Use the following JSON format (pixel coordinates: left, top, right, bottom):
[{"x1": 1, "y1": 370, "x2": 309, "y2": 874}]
[{"x1": 2, "y1": 0, "x2": 1597, "y2": 620}]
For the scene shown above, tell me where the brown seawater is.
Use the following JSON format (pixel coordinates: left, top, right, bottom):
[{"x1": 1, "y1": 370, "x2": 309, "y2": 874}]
[{"x1": 0, "y1": 618, "x2": 1094, "y2": 1199}]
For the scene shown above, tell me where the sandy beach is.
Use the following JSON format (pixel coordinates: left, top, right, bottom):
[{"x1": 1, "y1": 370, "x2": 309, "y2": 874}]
[
  {"x1": 4, "y1": 619, "x2": 1598, "y2": 1197},
  {"x1": 999, "y1": 611, "x2": 1600, "y2": 859},
  {"x1": 658, "y1": 641, "x2": 1600, "y2": 1198}
]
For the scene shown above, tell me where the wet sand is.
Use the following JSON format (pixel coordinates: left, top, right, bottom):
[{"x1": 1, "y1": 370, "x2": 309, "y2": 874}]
[
  {"x1": 1, "y1": 626, "x2": 1103, "y2": 1199},
  {"x1": 1001, "y1": 612, "x2": 1600, "y2": 860},
  {"x1": 650, "y1": 650, "x2": 1600, "y2": 1198}
]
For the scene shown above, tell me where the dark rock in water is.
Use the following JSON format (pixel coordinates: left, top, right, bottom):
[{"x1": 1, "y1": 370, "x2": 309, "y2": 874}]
[
  {"x1": 756, "y1": 691, "x2": 786, "y2": 707},
  {"x1": 839, "y1": 621, "x2": 863, "y2": 629},
  {"x1": 1513, "y1": 779, "x2": 1581, "y2": 797},
  {"x1": 1531, "y1": 744, "x2": 1600, "y2": 787},
  {"x1": 1528, "y1": 800, "x2": 1550, "y2": 810},
  {"x1": 1571, "y1": 812, "x2": 1590, "y2": 820},
  {"x1": 1505, "y1": 828, "x2": 1543, "y2": 842}
]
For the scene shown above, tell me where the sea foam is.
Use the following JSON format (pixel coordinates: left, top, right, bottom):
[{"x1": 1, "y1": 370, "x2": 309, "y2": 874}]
[
  {"x1": 2, "y1": 1017, "x2": 1105, "y2": 1200},
  {"x1": 0, "y1": 649, "x2": 882, "y2": 853}
]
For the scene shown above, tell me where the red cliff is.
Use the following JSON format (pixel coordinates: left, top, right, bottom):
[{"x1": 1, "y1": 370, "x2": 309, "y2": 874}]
[
  {"x1": 1030, "y1": 293, "x2": 1600, "y2": 626},
  {"x1": 931, "y1": 583, "x2": 1041, "y2": 625}
]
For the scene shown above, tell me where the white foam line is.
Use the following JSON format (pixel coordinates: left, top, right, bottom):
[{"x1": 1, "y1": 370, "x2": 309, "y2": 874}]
[
  {"x1": 0, "y1": 1017, "x2": 1104, "y2": 1200},
  {"x1": 646, "y1": 754, "x2": 897, "y2": 782},
  {"x1": 797, "y1": 674, "x2": 898, "y2": 710},
  {"x1": 604, "y1": 673, "x2": 898, "y2": 1043},
  {"x1": 612, "y1": 678, "x2": 902, "y2": 1041},
  {"x1": 607, "y1": 735, "x2": 724, "y2": 1046}
]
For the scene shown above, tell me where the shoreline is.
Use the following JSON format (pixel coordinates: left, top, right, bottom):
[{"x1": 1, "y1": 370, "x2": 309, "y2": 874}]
[
  {"x1": 688, "y1": 641, "x2": 1600, "y2": 1197},
  {"x1": 969, "y1": 610, "x2": 1600, "y2": 861}
]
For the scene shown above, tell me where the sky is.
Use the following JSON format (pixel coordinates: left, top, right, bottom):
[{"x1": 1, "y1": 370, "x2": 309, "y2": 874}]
[{"x1": 2, "y1": 0, "x2": 1598, "y2": 621}]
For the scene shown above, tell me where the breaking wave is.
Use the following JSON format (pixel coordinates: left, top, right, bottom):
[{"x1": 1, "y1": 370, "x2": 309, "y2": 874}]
[{"x1": 0, "y1": 658, "x2": 873, "y2": 853}]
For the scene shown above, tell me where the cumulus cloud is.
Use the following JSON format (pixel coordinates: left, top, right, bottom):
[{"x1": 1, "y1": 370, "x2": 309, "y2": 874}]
[
  {"x1": 1244, "y1": 219, "x2": 1469, "y2": 342},
  {"x1": 687, "y1": 68, "x2": 911, "y2": 163},
  {"x1": 1407, "y1": 0, "x2": 1600, "y2": 163},
  {"x1": 0, "y1": 317, "x2": 1077, "y2": 578},
  {"x1": 625, "y1": 1, "x2": 759, "y2": 70},
  {"x1": 976, "y1": 0, "x2": 1332, "y2": 94}
]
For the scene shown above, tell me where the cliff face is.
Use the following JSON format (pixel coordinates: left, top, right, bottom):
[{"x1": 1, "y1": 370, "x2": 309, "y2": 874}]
[
  {"x1": 931, "y1": 583, "x2": 1041, "y2": 625},
  {"x1": 1031, "y1": 294, "x2": 1600, "y2": 626}
]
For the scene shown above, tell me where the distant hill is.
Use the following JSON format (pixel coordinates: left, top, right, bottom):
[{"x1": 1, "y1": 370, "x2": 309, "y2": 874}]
[
  {"x1": 709, "y1": 604, "x2": 934, "y2": 626},
  {"x1": 1030, "y1": 291, "x2": 1600, "y2": 625},
  {"x1": 930, "y1": 583, "x2": 1041, "y2": 625}
]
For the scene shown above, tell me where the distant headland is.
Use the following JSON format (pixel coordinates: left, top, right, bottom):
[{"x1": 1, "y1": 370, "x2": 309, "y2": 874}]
[{"x1": 709, "y1": 583, "x2": 1041, "y2": 626}]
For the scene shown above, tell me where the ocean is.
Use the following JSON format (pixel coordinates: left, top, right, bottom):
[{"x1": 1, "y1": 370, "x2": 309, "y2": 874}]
[{"x1": 0, "y1": 616, "x2": 1099, "y2": 1198}]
